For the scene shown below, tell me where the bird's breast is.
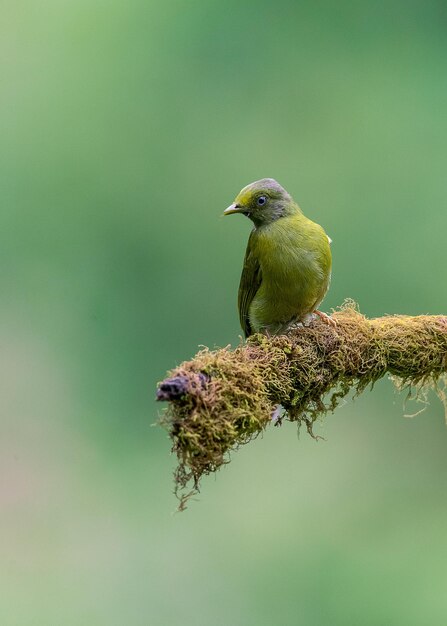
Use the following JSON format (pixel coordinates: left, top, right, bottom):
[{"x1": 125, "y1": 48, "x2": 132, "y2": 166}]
[
  {"x1": 249, "y1": 216, "x2": 331, "y2": 325},
  {"x1": 254, "y1": 219, "x2": 326, "y2": 284}
]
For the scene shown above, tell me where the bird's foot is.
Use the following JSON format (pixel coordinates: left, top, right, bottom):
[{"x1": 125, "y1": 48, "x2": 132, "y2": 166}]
[
  {"x1": 286, "y1": 319, "x2": 304, "y2": 332},
  {"x1": 313, "y1": 309, "x2": 337, "y2": 327}
]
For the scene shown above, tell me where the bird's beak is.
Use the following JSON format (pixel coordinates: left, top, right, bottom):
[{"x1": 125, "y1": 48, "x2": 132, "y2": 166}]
[{"x1": 223, "y1": 203, "x2": 244, "y2": 216}]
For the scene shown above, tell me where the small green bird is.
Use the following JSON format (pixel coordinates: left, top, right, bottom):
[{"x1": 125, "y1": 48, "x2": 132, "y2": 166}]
[{"x1": 224, "y1": 178, "x2": 334, "y2": 337}]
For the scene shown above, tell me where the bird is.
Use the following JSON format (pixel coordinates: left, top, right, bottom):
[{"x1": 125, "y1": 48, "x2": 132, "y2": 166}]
[{"x1": 224, "y1": 178, "x2": 334, "y2": 338}]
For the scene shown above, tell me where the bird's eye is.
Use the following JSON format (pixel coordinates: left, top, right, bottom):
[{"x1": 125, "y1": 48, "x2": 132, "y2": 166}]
[{"x1": 257, "y1": 195, "x2": 267, "y2": 206}]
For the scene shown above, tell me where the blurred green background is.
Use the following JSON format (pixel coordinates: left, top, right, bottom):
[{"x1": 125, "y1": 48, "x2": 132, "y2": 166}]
[{"x1": 2, "y1": 1, "x2": 447, "y2": 624}]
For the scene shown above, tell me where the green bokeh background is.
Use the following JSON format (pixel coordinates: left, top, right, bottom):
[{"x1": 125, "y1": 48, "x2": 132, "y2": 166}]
[{"x1": 2, "y1": 1, "x2": 447, "y2": 624}]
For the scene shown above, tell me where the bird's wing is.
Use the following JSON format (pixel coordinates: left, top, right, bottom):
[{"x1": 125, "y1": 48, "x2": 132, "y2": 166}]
[{"x1": 238, "y1": 231, "x2": 262, "y2": 338}]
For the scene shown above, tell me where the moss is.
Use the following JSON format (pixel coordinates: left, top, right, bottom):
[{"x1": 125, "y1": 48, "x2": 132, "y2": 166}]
[{"x1": 158, "y1": 301, "x2": 447, "y2": 509}]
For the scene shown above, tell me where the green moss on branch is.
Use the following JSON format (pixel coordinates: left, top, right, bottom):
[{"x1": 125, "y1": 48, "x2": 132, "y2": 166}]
[{"x1": 157, "y1": 302, "x2": 447, "y2": 509}]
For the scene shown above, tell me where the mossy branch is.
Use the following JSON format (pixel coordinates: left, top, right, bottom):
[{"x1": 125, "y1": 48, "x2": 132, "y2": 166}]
[{"x1": 157, "y1": 302, "x2": 447, "y2": 509}]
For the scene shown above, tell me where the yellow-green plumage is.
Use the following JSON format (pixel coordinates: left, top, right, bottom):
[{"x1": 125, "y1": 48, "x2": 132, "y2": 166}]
[{"x1": 224, "y1": 178, "x2": 332, "y2": 337}]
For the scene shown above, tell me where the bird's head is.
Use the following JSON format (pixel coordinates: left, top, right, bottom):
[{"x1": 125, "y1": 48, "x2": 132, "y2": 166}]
[{"x1": 224, "y1": 178, "x2": 298, "y2": 227}]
